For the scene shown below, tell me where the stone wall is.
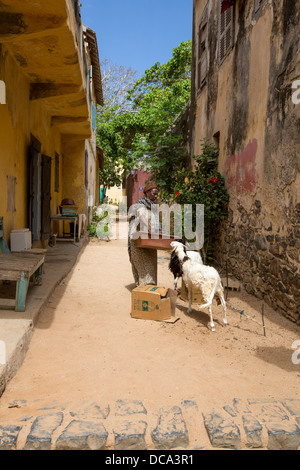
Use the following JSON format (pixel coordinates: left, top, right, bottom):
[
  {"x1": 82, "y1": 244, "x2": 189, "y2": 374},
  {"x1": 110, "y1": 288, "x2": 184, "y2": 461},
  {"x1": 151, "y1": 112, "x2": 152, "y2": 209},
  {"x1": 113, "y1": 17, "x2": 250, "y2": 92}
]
[
  {"x1": 215, "y1": 201, "x2": 300, "y2": 324},
  {"x1": 190, "y1": 0, "x2": 300, "y2": 324}
]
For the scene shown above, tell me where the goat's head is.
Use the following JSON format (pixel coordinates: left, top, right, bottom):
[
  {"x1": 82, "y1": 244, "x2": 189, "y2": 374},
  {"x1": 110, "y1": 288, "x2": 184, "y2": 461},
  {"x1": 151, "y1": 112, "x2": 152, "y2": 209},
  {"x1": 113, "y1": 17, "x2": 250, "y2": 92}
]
[
  {"x1": 175, "y1": 238, "x2": 186, "y2": 245},
  {"x1": 170, "y1": 241, "x2": 186, "y2": 253}
]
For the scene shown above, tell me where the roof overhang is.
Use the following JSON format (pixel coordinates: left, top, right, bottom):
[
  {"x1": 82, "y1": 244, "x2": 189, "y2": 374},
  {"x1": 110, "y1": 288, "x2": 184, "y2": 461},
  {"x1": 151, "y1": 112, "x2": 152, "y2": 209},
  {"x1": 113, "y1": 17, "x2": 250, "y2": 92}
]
[
  {"x1": 0, "y1": 0, "x2": 94, "y2": 136},
  {"x1": 83, "y1": 26, "x2": 104, "y2": 107}
]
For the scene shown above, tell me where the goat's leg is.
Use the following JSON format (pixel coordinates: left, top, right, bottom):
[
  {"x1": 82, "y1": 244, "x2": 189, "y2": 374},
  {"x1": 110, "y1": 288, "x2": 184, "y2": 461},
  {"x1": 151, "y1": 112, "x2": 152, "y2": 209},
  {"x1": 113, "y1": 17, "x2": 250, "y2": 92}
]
[
  {"x1": 173, "y1": 276, "x2": 178, "y2": 290},
  {"x1": 208, "y1": 305, "x2": 215, "y2": 332},
  {"x1": 188, "y1": 288, "x2": 192, "y2": 314},
  {"x1": 198, "y1": 301, "x2": 211, "y2": 310},
  {"x1": 220, "y1": 295, "x2": 228, "y2": 325}
]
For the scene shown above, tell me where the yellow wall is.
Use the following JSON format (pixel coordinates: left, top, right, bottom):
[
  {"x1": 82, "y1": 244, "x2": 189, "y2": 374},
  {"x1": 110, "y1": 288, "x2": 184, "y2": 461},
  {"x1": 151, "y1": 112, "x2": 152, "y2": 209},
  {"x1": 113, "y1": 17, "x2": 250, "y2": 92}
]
[
  {"x1": 0, "y1": 0, "x2": 101, "y2": 247},
  {"x1": 0, "y1": 45, "x2": 65, "y2": 246},
  {"x1": 62, "y1": 137, "x2": 86, "y2": 214},
  {"x1": 106, "y1": 186, "x2": 126, "y2": 204},
  {"x1": 0, "y1": 49, "x2": 31, "y2": 242}
]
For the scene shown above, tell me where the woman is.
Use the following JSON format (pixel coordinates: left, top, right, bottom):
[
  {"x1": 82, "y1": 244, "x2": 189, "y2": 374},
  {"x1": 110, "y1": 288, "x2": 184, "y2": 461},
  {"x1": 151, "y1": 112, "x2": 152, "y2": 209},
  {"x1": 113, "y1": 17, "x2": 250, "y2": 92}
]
[{"x1": 128, "y1": 184, "x2": 161, "y2": 286}]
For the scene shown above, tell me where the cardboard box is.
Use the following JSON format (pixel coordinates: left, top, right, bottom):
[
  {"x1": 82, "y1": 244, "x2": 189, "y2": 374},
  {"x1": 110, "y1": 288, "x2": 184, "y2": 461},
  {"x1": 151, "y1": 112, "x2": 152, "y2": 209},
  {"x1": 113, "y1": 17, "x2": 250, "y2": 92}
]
[
  {"x1": 131, "y1": 285, "x2": 177, "y2": 321},
  {"x1": 180, "y1": 280, "x2": 204, "y2": 304}
]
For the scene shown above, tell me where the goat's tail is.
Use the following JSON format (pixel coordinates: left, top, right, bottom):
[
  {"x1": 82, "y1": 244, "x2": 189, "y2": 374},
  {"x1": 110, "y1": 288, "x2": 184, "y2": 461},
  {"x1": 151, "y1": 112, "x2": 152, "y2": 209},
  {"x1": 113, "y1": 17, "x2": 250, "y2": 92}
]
[{"x1": 209, "y1": 277, "x2": 219, "y2": 304}]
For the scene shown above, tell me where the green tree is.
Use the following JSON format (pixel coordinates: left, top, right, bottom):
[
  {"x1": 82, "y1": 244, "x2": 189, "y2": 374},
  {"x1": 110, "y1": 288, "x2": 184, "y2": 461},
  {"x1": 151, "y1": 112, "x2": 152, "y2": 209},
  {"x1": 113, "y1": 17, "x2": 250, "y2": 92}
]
[
  {"x1": 97, "y1": 60, "x2": 138, "y2": 192},
  {"x1": 97, "y1": 41, "x2": 192, "y2": 179}
]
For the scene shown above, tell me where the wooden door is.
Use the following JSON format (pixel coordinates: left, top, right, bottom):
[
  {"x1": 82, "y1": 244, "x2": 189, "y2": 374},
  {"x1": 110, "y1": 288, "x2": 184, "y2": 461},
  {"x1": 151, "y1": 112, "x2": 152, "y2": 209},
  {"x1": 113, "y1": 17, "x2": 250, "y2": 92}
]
[
  {"x1": 41, "y1": 155, "x2": 52, "y2": 241},
  {"x1": 29, "y1": 137, "x2": 41, "y2": 241}
]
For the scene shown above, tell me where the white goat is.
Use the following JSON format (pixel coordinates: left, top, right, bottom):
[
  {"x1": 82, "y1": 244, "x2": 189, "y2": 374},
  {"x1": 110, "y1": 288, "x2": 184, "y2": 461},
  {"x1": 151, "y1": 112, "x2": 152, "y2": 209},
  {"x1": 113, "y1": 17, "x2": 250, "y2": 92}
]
[
  {"x1": 168, "y1": 238, "x2": 203, "y2": 290},
  {"x1": 170, "y1": 241, "x2": 228, "y2": 331}
]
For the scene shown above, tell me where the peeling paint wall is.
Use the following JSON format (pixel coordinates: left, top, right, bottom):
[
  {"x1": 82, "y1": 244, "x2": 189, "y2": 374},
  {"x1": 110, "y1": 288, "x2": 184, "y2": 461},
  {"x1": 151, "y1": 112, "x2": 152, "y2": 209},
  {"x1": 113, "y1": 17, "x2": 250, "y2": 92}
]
[{"x1": 191, "y1": 0, "x2": 300, "y2": 323}]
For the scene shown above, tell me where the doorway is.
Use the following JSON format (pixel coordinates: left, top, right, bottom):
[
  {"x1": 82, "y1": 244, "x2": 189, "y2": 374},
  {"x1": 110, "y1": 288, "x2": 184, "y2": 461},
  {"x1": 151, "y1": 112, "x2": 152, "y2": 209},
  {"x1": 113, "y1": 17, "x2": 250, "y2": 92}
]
[{"x1": 29, "y1": 136, "x2": 51, "y2": 242}]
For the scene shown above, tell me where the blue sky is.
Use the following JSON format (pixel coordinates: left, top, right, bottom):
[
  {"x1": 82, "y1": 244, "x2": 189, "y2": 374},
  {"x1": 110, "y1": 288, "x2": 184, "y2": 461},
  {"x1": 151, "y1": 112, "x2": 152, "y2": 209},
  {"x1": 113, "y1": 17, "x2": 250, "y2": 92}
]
[{"x1": 81, "y1": 0, "x2": 193, "y2": 77}]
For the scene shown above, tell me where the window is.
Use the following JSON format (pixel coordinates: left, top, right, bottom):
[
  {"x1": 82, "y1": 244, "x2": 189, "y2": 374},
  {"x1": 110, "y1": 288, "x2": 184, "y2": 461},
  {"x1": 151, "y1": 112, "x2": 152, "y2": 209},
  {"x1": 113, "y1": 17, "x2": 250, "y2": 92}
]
[
  {"x1": 213, "y1": 131, "x2": 220, "y2": 149},
  {"x1": 92, "y1": 103, "x2": 96, "y2": 130},
  {"x1": 197, "y1": 7, "x2": 208, "y2": 92},
  {"x1": 219, "y1": 0, "x2": 235, "y2": 64}
]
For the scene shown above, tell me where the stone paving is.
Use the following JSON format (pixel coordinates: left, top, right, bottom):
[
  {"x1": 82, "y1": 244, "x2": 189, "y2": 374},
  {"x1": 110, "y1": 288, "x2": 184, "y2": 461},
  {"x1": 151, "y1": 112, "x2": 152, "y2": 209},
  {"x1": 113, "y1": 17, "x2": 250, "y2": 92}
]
[{"x1": 0, "y1": 398, "x2": 300, "y2": 450}]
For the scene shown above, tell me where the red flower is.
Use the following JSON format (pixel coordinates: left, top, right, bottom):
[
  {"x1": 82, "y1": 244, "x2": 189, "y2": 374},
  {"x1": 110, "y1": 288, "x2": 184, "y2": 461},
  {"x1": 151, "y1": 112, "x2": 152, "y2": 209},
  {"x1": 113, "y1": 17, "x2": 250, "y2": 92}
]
[
  {"x1": 212, "y1": 176, "x2": 218, "y2": 183},
  {"x1": 175, "y1": 191, "x2": 180, "y2": 196},
  {"x1": 206, "y1": 178, "x2": 210, "y2": 183}
]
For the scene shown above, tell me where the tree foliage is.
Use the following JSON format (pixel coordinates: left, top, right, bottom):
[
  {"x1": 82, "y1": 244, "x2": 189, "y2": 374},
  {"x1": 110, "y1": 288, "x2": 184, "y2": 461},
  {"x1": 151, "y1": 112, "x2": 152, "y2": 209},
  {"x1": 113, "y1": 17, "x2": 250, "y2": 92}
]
[
  {"x1": 99, "y1": 59, "x2": 138, "y2": 121},
  {"x1": 98, "y1": 60, "x2": 138, "y2": 190},
  {"x1": 96, "y1": 41, "x2": 192, "y2": 183},
  {"x1": 97, "y1": 44, "x2": 229, "y2": 261}
]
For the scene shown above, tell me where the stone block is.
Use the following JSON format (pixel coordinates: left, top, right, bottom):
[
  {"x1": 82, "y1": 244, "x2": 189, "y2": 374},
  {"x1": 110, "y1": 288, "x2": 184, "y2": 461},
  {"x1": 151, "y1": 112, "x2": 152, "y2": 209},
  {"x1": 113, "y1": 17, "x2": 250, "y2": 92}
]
[
  {"x1": 115, "y1": 399, "x2": 147, "y2": 416},
  {"x1": 0, "y1": 425, "x2": 22, "y2": 450},
  {"x1": 260, "y1": 404, "x2": 290, "y2": 423},
  {"x1": 242, "y1": 415, "x2": 263, "y2": 448},
  {"x1": 55, "y1": 419, "x2": 108, "y2": 450},
  {"x1": 203, "y1": 409, "x2": 241, "y2": 449},
  {"x1": 24, "y1": 412, "x2": 63, "y2": 450},
  {"x1": 70, "y1": 402, "x2": 110, "y2": 420},
  {"x1": 151, "y1": 406, "x2": 189, "y2": 450},
  {"x1": 247, "y1": 398, "x2": 277, "y2": 405},
  {"x1": 223, "y1": 405, "x2": 237, "y2": 417},
  {"x1": 266, "y1": 421, "x2": 300, "y2": 450},
  {"x1": 281, "y1": 399, "x2": 300, "y2": 416},
  {"x1": 113, "y1": 419, "x2": 147, "y2": 450},
  {"x1": 255, "y1": 235, "x2": 267, "y2": 251},
  {"x1": 233, "y1": 398, "x2": 251, "y2": 414}
]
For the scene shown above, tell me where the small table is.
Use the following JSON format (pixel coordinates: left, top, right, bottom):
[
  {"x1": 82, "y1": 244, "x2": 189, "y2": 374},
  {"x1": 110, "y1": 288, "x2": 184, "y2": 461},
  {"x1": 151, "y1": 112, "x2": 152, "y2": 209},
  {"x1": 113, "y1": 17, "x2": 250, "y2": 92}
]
[
  {"x1": 50, "y1": 215, "x2": 78, "y2": 243},
  {"x1": 0, "y1": 253, "x2": 45, "y2": 311}
]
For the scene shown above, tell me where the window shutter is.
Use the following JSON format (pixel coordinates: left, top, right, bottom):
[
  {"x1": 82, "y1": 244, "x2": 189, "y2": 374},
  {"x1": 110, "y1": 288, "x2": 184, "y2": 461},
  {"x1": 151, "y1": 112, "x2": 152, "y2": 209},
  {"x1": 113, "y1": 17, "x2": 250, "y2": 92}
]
[
  {"x1": 85, "y1": 150, "x2": 88, "y2": 189},
  {"x1": 219, "y1": 0, "x2": 234, "y2": 63},
  {"x1": 200, "y1": 53, "x2": 208, "y2": 87},
  {"x1": 197, "y1": 6, "x2": 208, "y2": 92}
]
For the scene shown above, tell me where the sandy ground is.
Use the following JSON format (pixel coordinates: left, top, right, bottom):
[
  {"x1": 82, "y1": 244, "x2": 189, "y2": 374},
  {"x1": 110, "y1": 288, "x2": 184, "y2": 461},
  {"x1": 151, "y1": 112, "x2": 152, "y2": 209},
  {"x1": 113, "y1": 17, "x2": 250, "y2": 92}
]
[{"x1": 0, "y1": 234, "x2": 299, "y2": 423}]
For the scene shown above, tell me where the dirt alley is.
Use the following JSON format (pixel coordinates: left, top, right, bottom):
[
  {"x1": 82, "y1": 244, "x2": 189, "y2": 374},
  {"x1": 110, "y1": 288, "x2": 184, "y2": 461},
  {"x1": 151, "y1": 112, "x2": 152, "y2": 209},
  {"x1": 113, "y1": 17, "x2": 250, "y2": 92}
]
[{"x1": 0, "y1": 233, "x2": 299, "y2": 422}]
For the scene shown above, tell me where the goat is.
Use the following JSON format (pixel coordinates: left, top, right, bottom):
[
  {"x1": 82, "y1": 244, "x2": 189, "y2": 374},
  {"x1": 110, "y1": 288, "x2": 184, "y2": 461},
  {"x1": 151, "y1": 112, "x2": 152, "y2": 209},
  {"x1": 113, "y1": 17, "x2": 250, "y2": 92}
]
[
  {"x1": 170, "y1": 241, "x2": 227, "y2": 332},
  {"x1": 168, "y1": 238, "x2": 203, "y2": 290}
]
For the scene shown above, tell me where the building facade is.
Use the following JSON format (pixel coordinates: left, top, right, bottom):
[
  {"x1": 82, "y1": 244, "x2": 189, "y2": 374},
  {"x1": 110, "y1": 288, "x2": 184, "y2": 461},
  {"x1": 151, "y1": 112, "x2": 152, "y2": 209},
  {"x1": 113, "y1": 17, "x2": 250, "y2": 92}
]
[
  {"x1": 190, "y1": 0, "x2": 300, "y2": 323},
  {"x1": 0, "y1": 0, "x2": 103, "y2": 246}
]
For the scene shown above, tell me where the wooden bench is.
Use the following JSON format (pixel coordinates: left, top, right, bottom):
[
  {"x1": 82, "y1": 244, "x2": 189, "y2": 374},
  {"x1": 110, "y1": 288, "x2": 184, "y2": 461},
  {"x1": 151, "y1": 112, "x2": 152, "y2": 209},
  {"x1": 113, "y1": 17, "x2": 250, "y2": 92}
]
[{"x1": 0, "y1": 217, "x2": 45, "y2": 312}]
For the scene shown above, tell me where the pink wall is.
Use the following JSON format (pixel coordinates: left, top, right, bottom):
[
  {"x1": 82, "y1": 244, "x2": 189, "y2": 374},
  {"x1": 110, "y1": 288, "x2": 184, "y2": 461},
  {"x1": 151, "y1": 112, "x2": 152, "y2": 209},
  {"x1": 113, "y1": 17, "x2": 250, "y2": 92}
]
[
  {"x1": 126, "y1": 170, "x2": 153, "y2": 208},
  {"x1": 225, "y1": 139, "x2": 258, "y2": 196}
]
